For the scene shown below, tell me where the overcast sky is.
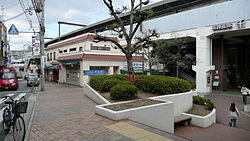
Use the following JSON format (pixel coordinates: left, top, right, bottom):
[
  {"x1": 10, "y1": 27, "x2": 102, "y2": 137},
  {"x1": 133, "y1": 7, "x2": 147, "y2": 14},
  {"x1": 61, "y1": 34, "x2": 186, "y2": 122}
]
[{"x1": 1, "y1": 0, "x2": 161, "y2": 50}]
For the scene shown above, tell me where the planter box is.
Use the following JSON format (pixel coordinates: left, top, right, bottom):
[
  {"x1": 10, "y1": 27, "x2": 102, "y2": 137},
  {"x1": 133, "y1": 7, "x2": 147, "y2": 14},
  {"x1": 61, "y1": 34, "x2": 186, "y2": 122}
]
[
  {"x1": 182, "y1": 108, "x2": 216, "y2": 128},
  {"x1": 150, "y1": 91, "x2": 193, "y2": 116},
  {"x1": 84, "y1": 83, "x2": 215, "y2": 131},
  {"x1": 96, "y1": 100, "x2": 174, "y2": 133}
]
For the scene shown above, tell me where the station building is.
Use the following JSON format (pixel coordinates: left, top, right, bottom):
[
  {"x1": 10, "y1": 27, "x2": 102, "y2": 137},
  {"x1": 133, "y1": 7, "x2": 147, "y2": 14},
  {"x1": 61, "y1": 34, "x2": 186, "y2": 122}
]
[
  {"x1": 142, "y1": 0, "x2": 250, "y2": 93},
  {"x1": 45, "y1": 0, "x2": 250, "y2": 93}
]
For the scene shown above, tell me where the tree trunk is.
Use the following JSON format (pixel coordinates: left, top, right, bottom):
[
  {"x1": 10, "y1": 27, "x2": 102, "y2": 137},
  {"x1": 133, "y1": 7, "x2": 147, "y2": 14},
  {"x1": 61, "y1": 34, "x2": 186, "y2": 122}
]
[
  {"x1": 176, "y1": 63, "x2": 179, "y2": 78},
  {"x1": 163, "y1": 64, "x2": 166, "y2": 76},
  {"x1": 126, "y1": 54, "x2": 135, "y2": 84},
  {"x1": 149, "y1": 64, "x2": 152, "y2": 75}
]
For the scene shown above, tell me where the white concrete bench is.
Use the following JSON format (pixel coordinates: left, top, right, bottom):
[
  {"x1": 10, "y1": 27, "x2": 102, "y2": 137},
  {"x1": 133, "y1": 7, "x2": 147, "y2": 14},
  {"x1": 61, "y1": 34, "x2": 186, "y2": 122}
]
[{"x1": 174, "y1": 115, "x2": 192, "y2": 126}]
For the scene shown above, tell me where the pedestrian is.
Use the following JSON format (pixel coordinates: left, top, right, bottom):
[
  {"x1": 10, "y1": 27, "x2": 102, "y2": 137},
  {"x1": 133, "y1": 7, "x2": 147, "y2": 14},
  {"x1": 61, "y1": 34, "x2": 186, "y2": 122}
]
[
  {"x1": 241, "y1": 85, "x2": 249, "y2": 104},
  {"x1": 228, "y1": 102, "x2": 240, "y2": 127}
]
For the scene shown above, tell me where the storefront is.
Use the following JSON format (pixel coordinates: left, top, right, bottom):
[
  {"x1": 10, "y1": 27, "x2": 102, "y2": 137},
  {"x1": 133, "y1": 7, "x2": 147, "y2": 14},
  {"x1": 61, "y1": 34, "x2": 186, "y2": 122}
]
[{"x1": 61, "y1": 61, "x2": 80, "y2": 86}]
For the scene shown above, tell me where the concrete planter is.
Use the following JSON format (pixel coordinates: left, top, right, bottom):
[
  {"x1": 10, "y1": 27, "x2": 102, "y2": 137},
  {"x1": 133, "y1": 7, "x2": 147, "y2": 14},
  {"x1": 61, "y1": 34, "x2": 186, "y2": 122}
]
[
  {"x1": 84, "y1": 83, "x2": 215, "y2": 130},
  {"x1": 182, "y1": 108, "x2": 216, "y2": 128},
  {"x1": 96, "y1": 100, "x2": 174, "y2": 133},
  {"x1": 150, "y1": 91, "x2": 193, "y2": 116},
  {"x1": 84, "y1": 83, "x2": 110, "y2": 104}
]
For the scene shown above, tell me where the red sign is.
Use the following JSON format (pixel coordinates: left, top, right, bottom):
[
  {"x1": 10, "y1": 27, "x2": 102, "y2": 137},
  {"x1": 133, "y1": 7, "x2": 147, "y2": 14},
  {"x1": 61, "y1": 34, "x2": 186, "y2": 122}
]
[{"x1": 56, "y1": 65, "x2": 61, "y2": 70}]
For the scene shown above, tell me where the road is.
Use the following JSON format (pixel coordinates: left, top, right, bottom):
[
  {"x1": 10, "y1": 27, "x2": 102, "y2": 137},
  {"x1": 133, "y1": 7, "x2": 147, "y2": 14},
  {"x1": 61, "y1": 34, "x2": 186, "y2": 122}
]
[
  {"x1": 0, "y1": 79, "x2": 36, "y2": 141},
  {"x1": 0, "y1": 79, "x2": 30, "y2": 95}
]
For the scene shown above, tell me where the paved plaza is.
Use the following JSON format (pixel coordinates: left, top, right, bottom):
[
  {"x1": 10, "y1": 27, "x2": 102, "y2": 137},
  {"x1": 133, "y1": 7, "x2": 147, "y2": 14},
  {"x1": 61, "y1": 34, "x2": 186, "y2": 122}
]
[{"x1": 29, "y1": 82, "x2": 250, "y2": 141}]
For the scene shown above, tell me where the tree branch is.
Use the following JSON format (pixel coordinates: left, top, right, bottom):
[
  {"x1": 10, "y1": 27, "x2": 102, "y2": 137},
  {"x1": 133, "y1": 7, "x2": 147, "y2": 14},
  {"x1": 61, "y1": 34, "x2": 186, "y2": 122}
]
[
  {"x1": 94, "y1": 34, "x2": 126, "y2": 54},
  {"x1": 103, "y1": 0, "x2": 129, "y2": 42}
]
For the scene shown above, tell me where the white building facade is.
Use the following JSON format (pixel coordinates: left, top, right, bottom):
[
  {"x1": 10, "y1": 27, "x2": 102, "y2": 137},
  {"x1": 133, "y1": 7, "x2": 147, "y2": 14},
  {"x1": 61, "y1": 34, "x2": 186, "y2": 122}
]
[
  {"x1": 45, "y1": 34, "x2": 143, "y2": 87},
  {"x1": 142, "y1": 0, "x2": 250, "y2": 93}
]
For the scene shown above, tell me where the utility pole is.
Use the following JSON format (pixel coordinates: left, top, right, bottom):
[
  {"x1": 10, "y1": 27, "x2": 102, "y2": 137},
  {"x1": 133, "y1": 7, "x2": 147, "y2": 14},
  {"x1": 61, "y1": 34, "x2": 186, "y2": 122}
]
[{"x1": 39, "y1": 0, "x2": 45, "y2": 91}]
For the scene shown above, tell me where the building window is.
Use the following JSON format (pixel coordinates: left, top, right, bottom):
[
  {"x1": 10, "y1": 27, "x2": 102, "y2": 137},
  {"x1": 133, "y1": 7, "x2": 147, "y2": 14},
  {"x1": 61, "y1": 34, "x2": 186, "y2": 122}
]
[
  {"x1": 79, "y1": 47, "x2": 83, "y2": 52},
  {"x1": 53, "y1": 52, "x2": 56, "y2": 60},
  {"x1": 69, "y1": 48, "x2": 76, "y2": 52},
  {"x1": 64, "y1": 49, "x2": 67, "y2": 53},
  {"x1": 59, "y1": 50, "x2": 62, "y2": 53},
  {"x1": 90, "y1": 45, "x2": 110, "y2": 51},
  {"x1": 50, "y1": 53, "x2": 52, "y2": 61},
  {"x1": 47, "y1": 53, "x2": 49, "y2": 61}
]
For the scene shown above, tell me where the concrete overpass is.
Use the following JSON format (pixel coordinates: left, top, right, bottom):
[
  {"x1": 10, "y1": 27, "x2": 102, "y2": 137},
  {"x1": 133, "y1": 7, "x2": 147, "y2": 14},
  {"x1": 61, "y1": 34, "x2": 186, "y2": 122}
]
[{"x1": 45, "y1": 0, "x2": 223, "y2": 47}]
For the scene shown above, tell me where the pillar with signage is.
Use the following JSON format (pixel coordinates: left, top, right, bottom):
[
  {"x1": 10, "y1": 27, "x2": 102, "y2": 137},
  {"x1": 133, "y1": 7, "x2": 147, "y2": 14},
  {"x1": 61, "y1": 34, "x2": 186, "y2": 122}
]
[{"x1": 192, "y1": 27, "x2": 215, "y2": 93}]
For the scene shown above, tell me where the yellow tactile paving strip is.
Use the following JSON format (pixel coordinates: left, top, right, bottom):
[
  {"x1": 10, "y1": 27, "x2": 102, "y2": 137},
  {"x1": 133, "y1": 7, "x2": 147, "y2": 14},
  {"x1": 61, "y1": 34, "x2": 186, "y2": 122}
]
[{"x1": 106, "y1": 122, "x2": 174, "y2": 141}]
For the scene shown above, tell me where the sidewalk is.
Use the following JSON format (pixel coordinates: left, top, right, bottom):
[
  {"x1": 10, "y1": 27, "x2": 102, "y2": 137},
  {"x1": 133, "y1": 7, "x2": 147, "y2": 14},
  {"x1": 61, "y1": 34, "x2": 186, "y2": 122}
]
[
  {"x1": 29, "y1": 82, "x2": 186, "y2": 141},
  {"x1": 174, "y1": 93, "x2": 250, "y2": 141},
  {"x1": 29, "y1": 82, "x2": 250, "y2": 141}
]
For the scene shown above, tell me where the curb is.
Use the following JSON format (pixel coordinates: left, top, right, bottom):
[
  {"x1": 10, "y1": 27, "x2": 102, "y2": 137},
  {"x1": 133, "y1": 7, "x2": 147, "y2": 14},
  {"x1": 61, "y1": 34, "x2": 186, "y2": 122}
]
[{"x1": 24, "y1": 90, "x2": 39, "y2": 141}]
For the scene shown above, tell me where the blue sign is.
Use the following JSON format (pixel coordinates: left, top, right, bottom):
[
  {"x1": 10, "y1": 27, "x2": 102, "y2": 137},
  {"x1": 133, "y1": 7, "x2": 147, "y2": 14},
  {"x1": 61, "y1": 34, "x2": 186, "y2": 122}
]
[
  {"x1": 8, "y1": 24, "x2": 19, "y2": 35},
  {"x1": 84, "y1": 70, "x2": 105, "y2": 76}
]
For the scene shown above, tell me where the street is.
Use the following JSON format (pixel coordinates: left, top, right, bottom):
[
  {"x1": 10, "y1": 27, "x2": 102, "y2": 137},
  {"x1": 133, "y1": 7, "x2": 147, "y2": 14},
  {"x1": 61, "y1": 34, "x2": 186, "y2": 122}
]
[{"x1": 0, "y1": 79, "x2": 37, "y2": 141}]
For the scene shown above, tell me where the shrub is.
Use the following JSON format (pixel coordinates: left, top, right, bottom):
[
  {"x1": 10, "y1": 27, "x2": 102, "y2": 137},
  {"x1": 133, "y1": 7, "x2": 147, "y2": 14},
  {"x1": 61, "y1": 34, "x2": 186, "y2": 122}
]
[
  {"x1": 89, "y1": 75, "x2": 126, "y2": 91},
  {"x1": 135, "y1": 75, "x2": 192, "y2": 95},
  {"x1": 110, "y1": 83, "x2": 138, "y2": 100},
  {"x1": 193, "y1": 96, "x2": 215, "y2": 110},
  {"x1": 100, "y1": 79, "x2": 122, "y2": 92}
]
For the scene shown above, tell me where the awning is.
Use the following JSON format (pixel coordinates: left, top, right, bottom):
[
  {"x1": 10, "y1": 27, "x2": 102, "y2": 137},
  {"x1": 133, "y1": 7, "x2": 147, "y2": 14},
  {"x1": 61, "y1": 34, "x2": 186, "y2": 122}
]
[
  {"x1": 61, "y1": 61, "x2": 80, "y2": 65},
  {"x1": 46, "y1": 66, "x2": 56, "y2": 69}
]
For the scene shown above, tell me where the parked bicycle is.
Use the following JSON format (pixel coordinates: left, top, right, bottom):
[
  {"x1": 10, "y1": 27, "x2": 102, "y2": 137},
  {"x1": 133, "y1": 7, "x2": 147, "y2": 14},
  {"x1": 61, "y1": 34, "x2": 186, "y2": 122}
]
[{"x1": 2, "y1": 95, "x2": 28, "y2": 141}]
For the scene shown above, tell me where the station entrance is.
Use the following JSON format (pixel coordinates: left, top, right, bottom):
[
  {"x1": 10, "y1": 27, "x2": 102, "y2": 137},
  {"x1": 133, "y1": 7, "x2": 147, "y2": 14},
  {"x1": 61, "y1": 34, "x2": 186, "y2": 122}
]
[{"x1": 212, "y1": 31, "x2": 250, "y2": 91}]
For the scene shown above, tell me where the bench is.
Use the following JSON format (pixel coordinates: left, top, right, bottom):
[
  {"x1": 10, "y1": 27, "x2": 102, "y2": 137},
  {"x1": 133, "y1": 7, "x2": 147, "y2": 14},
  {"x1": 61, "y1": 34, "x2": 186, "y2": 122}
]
[{"x1": 174, "y1": 115, "x2": 192, "y2": 126}]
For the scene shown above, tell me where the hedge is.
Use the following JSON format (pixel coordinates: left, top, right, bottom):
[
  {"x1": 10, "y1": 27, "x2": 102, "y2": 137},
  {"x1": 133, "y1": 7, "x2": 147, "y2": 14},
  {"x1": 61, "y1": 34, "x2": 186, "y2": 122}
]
[
  {"x1": 89, "y1": 74, "x2": 192, "y2": 95},
  {"x1": 193, "y1": 96, "x2": 215, "y2": 110},
  {"x1": 100, "y1": 79, "x2": 123, "y2": 92},
  {"x1": 135, "y1": 75, "x2": 192, "y2": 95},
  {"x1": 110, "y1": 83, "x2": 138, "y2": 100},
  {"x1": 89, "y1": 75, "x2": 126, "y2": 91}
]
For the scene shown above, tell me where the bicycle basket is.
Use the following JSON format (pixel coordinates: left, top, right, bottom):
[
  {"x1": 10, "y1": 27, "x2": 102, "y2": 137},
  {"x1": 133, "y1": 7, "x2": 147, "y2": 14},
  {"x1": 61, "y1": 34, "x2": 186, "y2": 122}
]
[{"x1": 13, "y1": 101, "x2": 28, "y2": 114}]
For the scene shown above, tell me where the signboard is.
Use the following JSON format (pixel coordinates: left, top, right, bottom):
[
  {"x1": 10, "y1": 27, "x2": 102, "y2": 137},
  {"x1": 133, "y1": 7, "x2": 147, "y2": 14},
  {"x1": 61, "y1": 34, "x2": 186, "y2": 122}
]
[
  {"x1": 61, "y1": 61, "x2": 80, "y2": 65},
  {"x1": 8, "y1": 24, "x2": 19, "y2": 35},
  {"x1": 213, "y1": 81, "x2": 219, "y2": 87},
  {"x1": 83, "y1": 70, "x2": 105, "y2": 76},
  {"x1": 212, "y1": 23, "x2": 232, "y2": 31},
  {"x1": 236, "y1": 20, "x2": 246, "y2": 29},
  {"x1": 124, "y1": 62, "x2": 142, "y2": 68}
]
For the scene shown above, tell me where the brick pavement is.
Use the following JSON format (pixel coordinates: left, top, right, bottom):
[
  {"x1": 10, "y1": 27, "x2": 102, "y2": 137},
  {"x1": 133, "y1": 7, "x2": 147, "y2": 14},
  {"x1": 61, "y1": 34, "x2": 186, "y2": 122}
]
[
  {"x1": 29, "y1": 82, "x2": 250, "y2": 141},
  {"x1": 29, "y1": 82, "x2": 186, "y2": 141},
  {"x1": 29, "y1": 83, "x2": 119, "y2": 141},
  {"x1": 174, "y1": 93, "x2": 250, "y2": 141}
]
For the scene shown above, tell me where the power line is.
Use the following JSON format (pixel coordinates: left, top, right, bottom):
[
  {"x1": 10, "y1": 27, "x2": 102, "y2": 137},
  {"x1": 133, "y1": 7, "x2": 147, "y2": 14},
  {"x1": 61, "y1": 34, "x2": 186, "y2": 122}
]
[
  {"x1": 18, "y1": 0, "x2": 36, "y2": 33},
  {"x1": 3, "y1": 12, "x2": 25, "y2": 22},
  {"x1": 31, "y1": 0, "x2": 41, "y2": 25}
]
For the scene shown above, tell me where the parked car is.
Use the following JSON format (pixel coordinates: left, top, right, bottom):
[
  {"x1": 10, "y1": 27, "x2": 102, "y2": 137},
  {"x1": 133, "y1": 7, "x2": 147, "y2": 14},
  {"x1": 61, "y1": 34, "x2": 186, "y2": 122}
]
[
  {"x1": 0, "y1": 67, "x2": 18, "y2": 91},
  {"x1": 27, "y1": 75, "x2": 39, "y2": 87}
]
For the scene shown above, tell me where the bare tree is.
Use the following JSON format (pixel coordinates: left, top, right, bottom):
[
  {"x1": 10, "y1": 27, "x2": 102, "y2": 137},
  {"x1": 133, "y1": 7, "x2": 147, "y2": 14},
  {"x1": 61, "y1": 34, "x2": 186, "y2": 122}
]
[{"x1": 94, "y1": 0, "x2": 158, "y2": 82}]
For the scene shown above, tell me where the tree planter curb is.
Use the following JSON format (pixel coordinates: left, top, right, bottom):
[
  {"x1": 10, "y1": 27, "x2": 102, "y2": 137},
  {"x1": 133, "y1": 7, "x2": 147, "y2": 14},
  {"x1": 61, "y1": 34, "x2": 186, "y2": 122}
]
[
  {"x1": 96, "y1": 99, "x2": 174, "y2": 133},
  {"x1": 182, "y1": 108, "x2": 216, "y2": 128},
  {"x1": 84, "y1": 83, "x2": 216, "y2": 132}
]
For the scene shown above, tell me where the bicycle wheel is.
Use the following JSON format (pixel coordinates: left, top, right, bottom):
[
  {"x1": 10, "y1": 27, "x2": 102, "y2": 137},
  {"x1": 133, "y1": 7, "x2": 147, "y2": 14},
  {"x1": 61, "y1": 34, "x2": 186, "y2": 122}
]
[
  {"x1": 13, "y1": 115, "x2": 26, "y2": 141},
  {"x1": 2, "y1": 108, "x2": 11, "y2": 133}
]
